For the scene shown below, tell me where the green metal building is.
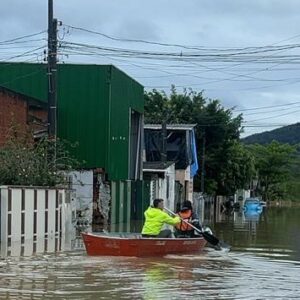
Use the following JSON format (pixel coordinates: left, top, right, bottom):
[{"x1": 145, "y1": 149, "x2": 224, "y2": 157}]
[
  {"x1": 0, "y1": 62, "x2": 143, "y2": 180},
  {"x1": 0, "y1": 62, "x2": 145, "y2": 227}
]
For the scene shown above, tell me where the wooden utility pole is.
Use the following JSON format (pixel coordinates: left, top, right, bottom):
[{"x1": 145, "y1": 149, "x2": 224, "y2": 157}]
[
  {"x1": 48, "y1": 0, "x2": 58, "y2": 138},
  {"x1": 160, "y1": 107, "x2": 168, "y2": 163},
  {"x1": 200, "y1": 129, "x2": 206, "y2": 194},
  {"x1": 161, "y1": 121, "x2": 167, "y2": 163}
]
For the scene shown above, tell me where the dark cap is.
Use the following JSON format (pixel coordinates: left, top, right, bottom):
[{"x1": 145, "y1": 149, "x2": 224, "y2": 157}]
[{"x1": 181, "y1": 200, "x2": 192, "y2": 210}]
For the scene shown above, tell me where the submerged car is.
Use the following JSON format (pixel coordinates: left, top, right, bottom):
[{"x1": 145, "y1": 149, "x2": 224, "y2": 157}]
[{"x1": 244, "y1": 198, "x2": 263, "y2": 212}]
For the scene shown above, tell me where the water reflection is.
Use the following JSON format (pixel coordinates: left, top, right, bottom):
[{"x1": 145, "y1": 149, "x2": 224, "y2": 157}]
[
  {"x1": 1, "y1": 249, "x2": 299, "y2": 299},
  {"x1": 0, "y1": 235, "x2": 75, "y2": 258},
  {"x1": 0, "y1": 250, "x2": 231, "y2": 299},
  {"x1": 213, "y1": 206, "x2": 300, "y2": 262},
  {"x1": 244, "y1": 208, "x2": 262, "y2": 221}
]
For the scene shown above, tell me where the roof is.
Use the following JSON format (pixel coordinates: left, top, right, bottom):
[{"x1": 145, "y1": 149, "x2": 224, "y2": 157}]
[
  {"x1": 143, "y1": 161, "x2": 175, "y2": 172},
  {"x1": 0, "y1": 85, "x2": 47, "y2": 109},
  {"x1": 144, "y1": 124, "x2": 197, "y2": 131}
]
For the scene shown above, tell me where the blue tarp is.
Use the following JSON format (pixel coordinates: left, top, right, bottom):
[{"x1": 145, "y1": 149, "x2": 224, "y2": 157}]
[{"x1": 190, "y1": 129, "x2": 199, "y2": 177}]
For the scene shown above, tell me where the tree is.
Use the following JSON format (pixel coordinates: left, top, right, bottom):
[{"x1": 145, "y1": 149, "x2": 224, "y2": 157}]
[
  {"x1": 247, "y1": 141, "x2": 297, "y2": 201},
  {"x1": 211, "y1": 141, "x2": 255, "y2": 195},
  {"x1": 144, "y1": 86, "x2": 252, "y2": 195}
]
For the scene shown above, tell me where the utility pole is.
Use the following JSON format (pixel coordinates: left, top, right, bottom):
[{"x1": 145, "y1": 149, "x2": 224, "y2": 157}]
[
  {"x1": 161, "y1": 106, "x2": 169, "y2": 163},
  {"x1": 200, "y1": 129, "x2": 206, "y2": 194},
  {"x1": 161, "y1": 120, "x2": 167, "y2": 163},
  {"x1": 48, "y1": 0, "x2": 58, "y2": 138}
]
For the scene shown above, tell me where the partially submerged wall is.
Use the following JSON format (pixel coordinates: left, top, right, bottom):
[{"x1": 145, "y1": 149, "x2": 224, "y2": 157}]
[{"x1": 0, "y1": 186, "x2": 74, "y2": 256}]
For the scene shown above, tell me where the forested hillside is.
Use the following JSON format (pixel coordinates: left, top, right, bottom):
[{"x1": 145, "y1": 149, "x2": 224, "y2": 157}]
[{"x1": 242, "y1": 123, "x2": 300, "y2": 145}]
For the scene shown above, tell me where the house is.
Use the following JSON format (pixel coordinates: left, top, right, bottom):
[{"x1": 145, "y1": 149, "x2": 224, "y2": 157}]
[
  {"x1": 143, "y1": 124, "x2": 199, "y2": 211},
  {"x1": 0, "y1": 63, "x2": 144, "y2": 231}
]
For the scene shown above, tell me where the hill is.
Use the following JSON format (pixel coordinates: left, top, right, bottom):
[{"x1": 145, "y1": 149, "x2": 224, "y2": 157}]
[{"x1": 242, "y1": 123, "x2": 300, "y2": 145}]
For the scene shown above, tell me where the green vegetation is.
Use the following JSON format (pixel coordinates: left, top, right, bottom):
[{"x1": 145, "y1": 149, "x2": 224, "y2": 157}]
[
  {"x1": 247, "y1": 141, "x2": 298, "y2": 202},
  {"x1": 0, "y1": 134, "x2": 80, "y2": 186},
  {"x1": 282, "y1": 151, "x2": 300, "y2": 202},
  {"x1": 243, "y1": 124, "x2": 300, "y2": 202}
]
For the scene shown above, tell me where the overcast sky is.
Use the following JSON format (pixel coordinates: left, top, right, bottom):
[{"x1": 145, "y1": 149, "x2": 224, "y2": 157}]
[{"x1": 1, "y1": 0, "x2": 300, "y2": 137}]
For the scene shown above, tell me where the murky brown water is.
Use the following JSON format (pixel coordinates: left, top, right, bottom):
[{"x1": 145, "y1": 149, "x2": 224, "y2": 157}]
[{"x1": 1, "y1": 207, "x2": 300, "y2": 299}]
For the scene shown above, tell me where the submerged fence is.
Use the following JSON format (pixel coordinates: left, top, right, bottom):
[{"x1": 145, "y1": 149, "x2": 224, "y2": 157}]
[{"x1": 0, "y1": 186, "x2": 74, "y2": 256}]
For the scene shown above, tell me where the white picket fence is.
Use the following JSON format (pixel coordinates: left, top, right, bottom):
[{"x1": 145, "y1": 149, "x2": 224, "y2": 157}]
[{"x1": 0, "y1": 186, "x2": 74, "y2": 256}]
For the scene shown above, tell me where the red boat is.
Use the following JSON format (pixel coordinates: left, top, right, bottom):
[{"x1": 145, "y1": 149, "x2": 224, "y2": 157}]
[{"x1": 82, "y1": 232, "x2": 207, "y2": 257}]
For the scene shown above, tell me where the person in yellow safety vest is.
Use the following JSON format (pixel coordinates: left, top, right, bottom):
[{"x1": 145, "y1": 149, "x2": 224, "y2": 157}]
[
  {"x1": 175, "y1": 200, "x2": 202, "y2": 238},
  {"x1": 142, "y1": 198, "x2": 181, "y2": 238}
]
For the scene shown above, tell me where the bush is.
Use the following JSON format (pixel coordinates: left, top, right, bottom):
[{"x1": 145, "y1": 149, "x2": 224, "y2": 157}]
[{"x1": 0, "y1": 136, "x2": 81, "y2": 186}]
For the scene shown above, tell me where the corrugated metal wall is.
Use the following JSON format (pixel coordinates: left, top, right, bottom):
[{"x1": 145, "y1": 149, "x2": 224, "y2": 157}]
[
  {"x1": 59, "y1": 64, "x2": 144, "y2": 179},
  {"x1": 109, "y1": 67, "x2": 143, "y2": 180},
  {"x1": 0, "y1": 63, "x2": 47, "y2": 100},
  {"x1": 110, "y1": 180, "x2": 150, "y2": 232},
  {"x1": 110, "y1": 180, "x2": 132, "y2": 232},
  {"x1": 131, "y1": 180, "x2": 150, "y2": 221},
  {"x1": 57, "y1": 64, "x2": 111, "y2": 170}
]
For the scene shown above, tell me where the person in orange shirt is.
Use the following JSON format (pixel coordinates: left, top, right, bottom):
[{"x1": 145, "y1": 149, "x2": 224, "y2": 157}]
[{"x1": 175, "y1": 200, "x2": 202, "y2": 238}]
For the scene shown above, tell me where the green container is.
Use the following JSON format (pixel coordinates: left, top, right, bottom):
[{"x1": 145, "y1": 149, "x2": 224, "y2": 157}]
[{"x1": 0, "y1": 63, "x2": 144, "y2": 180}]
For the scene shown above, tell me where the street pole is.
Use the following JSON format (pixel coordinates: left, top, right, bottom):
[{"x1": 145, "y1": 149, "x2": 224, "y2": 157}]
[
  {"x1": 48, "y1": 0, "x2": 58, "y2": 138},
  {"x1": 200, "y1": 129, "x2": 206, "y2": 194},
  {"x1": 161, "y1": 120, "x2": 167, "y2": 163}
]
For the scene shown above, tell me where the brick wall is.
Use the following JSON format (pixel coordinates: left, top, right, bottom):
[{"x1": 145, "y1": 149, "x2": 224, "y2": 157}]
[
  {"x1": 28, "y1": 107, "x2": 48, "y2": 134},
  {"x1": 0, "y1": 90, "x2": 47, "y2": 145},
  {"x1": 0, "y1": 90, "x2": 28, "y2": 145}
]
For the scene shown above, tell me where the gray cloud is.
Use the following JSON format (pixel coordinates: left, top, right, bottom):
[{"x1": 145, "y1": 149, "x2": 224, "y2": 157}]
[{"x1": 114, "y1": 19, "x2": 160, "y2": 40}]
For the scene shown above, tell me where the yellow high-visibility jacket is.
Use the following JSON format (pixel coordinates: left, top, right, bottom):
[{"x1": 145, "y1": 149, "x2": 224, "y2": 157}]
[{"x1": 141, "y1": 206, "x2": 180, "y2": 236}]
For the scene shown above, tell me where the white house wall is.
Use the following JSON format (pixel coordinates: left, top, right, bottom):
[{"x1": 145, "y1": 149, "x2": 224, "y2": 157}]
[
  {"x1": 67, "y1": 171, "x2": 93, "y2": 228},
  {"x1": 175, "y1": 165, "x2": 193, "y2": 201},
  {"x1": 149, "y1": 164, "x2": 176, "y2": 211},
  {"x1": 235, "y1": 189, "x2": 251, "y2": 204},
  {"x1": 175, "y1": 165, "x2": 191, "y2": 183}
]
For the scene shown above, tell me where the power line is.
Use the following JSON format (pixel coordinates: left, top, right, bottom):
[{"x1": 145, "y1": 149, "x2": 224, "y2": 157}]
[
  {"x1": 234, "y1": 101, "x2": 300, "y2": 112},
  {"x1": 61, "y1": 41, "x2": 300, "y2": 62},
  {"x1": 241, "y1": 105, "x2": 300, "y2": 116},
  {"x1": 246, "y1": 108, "x2": 300, "y2": 122},
  {"x1": 64, "y1": 24, "x2": 300, "y2": 55},
  {"x1": 55, "y1": 24, "x2": 300, "y2": 94},
  {"x1": 0, "y1": 46, "x2": 47, "y2": 63},
  {"x1": 0, "y1": 31, "x2": 47, "y2": 45}
]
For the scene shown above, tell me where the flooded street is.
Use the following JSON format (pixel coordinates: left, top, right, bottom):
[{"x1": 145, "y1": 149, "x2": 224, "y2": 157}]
[{"x1": 1, "y1": 207, "x2": 300, "y2": 299}]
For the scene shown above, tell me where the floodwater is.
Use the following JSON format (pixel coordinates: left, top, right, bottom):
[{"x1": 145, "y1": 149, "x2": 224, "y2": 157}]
[{"x1": 1, "y1": 206, "x2": 300, "y2": 299}]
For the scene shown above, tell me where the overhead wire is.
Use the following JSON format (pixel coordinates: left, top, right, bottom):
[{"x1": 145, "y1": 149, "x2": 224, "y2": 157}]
[
  {"x1": 234, "y1": 101, "x2": 300, "y2": 112},
  {"x1": 59, "y1": 24, "x2": 300, "y2": 96},
  {"x1": 0, "y1": 45, "x2": 47, "y2": 63},
  {"x1": 2, "y1": 26, "x2": 299, "y2": 134},
  {"x1": 245, "y1": 108, "x2": 300, "y2": 122},
  {"x1": 0, "y1": 31, "x2": 47, "y2": 45}
]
